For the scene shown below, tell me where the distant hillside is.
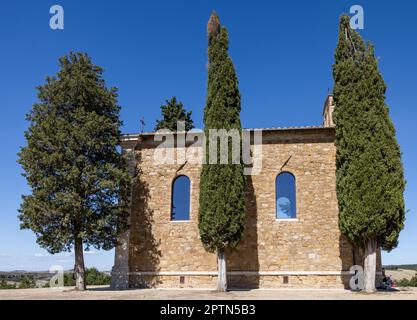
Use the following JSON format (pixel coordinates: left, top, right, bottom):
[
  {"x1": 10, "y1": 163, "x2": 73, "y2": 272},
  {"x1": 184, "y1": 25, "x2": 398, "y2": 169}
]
[
  {"x1": 0, "y1": 268, "x2": 112, "y2": 289},
  {"x1": 384, "y1": 264, "x2": 417, "y2": 271}
]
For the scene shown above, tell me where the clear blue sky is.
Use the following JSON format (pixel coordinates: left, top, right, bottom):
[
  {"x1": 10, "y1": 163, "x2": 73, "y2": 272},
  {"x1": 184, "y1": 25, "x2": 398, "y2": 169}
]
[{"x1": 0, "y1": 0, "x2": 416, "y2": 271}]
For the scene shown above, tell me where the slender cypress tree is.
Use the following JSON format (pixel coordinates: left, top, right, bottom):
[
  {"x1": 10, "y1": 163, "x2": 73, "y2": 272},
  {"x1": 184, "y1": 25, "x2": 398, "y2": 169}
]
[
  {"x1": 199, "y1": 12, "x2": 246, "y2": 292},
  {"x1": 18, "y1": 52, "x2": 131, "y2": 291},
  {"x1": 154, "y1": 97, "x2": 194, "y2": 131},
  {"x1": 333, "y1": 15, "x2": 405, "y2": 292}
]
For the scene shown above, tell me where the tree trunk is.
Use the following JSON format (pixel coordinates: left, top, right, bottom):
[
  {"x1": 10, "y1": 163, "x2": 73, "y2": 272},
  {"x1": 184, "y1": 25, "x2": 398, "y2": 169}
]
[
  {"x1": 74, "y1": 236, "x2": 86, "y2": 291},
  {"x1": 363, "y1": 238, "x2": 377, "y2": 293},
  {"x1": 217, "y1": 248, "x2": 227, "y2": 292}
]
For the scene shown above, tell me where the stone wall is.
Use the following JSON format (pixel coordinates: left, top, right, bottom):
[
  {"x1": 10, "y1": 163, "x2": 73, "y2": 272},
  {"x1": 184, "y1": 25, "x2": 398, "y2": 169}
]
[{"x1": 125, "y1": 128, "x2": 381, "y2": 289}]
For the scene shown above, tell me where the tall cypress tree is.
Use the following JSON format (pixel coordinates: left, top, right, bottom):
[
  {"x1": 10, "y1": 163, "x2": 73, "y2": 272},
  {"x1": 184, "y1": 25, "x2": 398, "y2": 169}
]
[
  {"x1": 333, "y1": 15, "x2": 405, "y2": 292},
  {"x1": 18, "y1": 52, "x2": 131, "y2": 291},
  {"x1": 199, "y1": 12, "x2": 246, "y2": 292}
]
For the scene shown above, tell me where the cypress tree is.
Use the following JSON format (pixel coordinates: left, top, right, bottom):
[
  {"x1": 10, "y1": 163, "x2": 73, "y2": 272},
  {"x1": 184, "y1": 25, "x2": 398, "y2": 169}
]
[
  {"x1": 333, "y1": 15, "x2": 405, "y2": 292},
  {"x1": 154, "y1": 97, "x2": 194, "y2": 131},
  {"x1": 18, "y1": 52, "x2": 131, "y2": 291},
  {"x1": 198, "y1": 12, "x2": 246, "y2": 292}
]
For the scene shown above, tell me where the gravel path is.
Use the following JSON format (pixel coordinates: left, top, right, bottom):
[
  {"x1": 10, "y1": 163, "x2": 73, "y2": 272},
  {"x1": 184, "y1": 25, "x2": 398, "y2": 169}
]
[{"x1": 1, "y1": 286, "x2": 417, "y2": 300}]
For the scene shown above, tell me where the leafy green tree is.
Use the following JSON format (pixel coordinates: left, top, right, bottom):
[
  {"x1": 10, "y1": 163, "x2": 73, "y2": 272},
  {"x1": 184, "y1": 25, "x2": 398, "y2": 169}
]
[
  {"x1": 332, "y1": 15, "x2": 405, "y2": 293},
  {"x1": 85, "y1": 267, "x2": 111, "y2": 285},
  {"x1": 64, "y1": 272, "x2": 76, "y2": 287},
  {"x1": 154, "y1": 97, "x2": 194, "y2": 131},
  {"x1": 198, "y1": 12, "x2": 246, "y2": 292},
  {"x1": 18, "y1": 52, "x2": 131, "y2": 291},
  {"x1": 61, "y1": 268, "x2": 110, "y2": 286}
]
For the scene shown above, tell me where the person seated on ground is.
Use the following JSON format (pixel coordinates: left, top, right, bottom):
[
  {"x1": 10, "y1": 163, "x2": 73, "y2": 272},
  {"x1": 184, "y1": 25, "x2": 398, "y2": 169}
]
[{"x1": 382, "y1": 268, "x2": 388, "y2": 283}]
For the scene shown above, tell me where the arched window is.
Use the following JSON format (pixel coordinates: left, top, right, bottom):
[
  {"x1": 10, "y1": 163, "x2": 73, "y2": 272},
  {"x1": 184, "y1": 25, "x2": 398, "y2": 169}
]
[
  {"x1": 276, "y1": 172, "x2": 296, "y2": 219},
  {"x1": 171, "y1": 175, "x2": 190, "y2": 221}
]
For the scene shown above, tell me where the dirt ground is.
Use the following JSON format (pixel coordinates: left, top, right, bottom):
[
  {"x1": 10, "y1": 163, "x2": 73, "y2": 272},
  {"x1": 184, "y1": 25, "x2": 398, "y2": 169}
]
[{"x1": 1, "y1": 286, "x2": 417, "y2": 300}]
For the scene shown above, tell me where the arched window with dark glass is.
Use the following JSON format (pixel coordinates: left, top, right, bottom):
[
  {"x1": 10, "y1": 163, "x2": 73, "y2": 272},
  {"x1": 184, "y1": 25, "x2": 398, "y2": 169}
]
[
  {"x1": 171, "y1": 175, "x2": 191, "y2": 221},
  {"x1": 276, "y1": 172, "x2": 296, "y2": 219}
]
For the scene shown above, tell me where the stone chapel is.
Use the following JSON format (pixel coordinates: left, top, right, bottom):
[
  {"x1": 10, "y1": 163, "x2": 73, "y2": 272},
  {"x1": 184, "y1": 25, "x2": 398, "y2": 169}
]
[{"x1": 110, "y1": 95, "x2": 382, "y2": 289}]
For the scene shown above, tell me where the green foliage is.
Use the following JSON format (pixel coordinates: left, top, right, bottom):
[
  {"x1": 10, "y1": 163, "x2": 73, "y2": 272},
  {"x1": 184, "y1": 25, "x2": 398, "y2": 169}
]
[
  {"x1": 0, "y1": 279, "x2": 17, "y2": 289},
  {"x1": 397, "y1": 274, "x2": 417, "y2": 287},
  {"x1": 64, "y1": 272, "x2": 76, "y2": 287},
  {"x1": 35, "y1": 268, "x2": 110, "y2": 287},
  {"x1": 19, "y1": 276, "x2": 37, "y2": 289},
  {"x1": 198, "y1": 12, "x2": 246, "y2": 252},
  {"x1": 85, "y1": 267, "x2": 111, "y2": 285},
  {"x1": 63, "y1": 268, "x2": 111, "y2": 286},
  {"x1": 18, "y1": 52, "x2": 131, "y2": 256},
  {"x1": 154, "y1": 97, "x2": 194, "y2": 131},
  {"x1": 332, "y1": 15, "x2": 405, "y2": 251},
  {"x1": 41, "y1": 273, "x2": 75, "y2": 287}
]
